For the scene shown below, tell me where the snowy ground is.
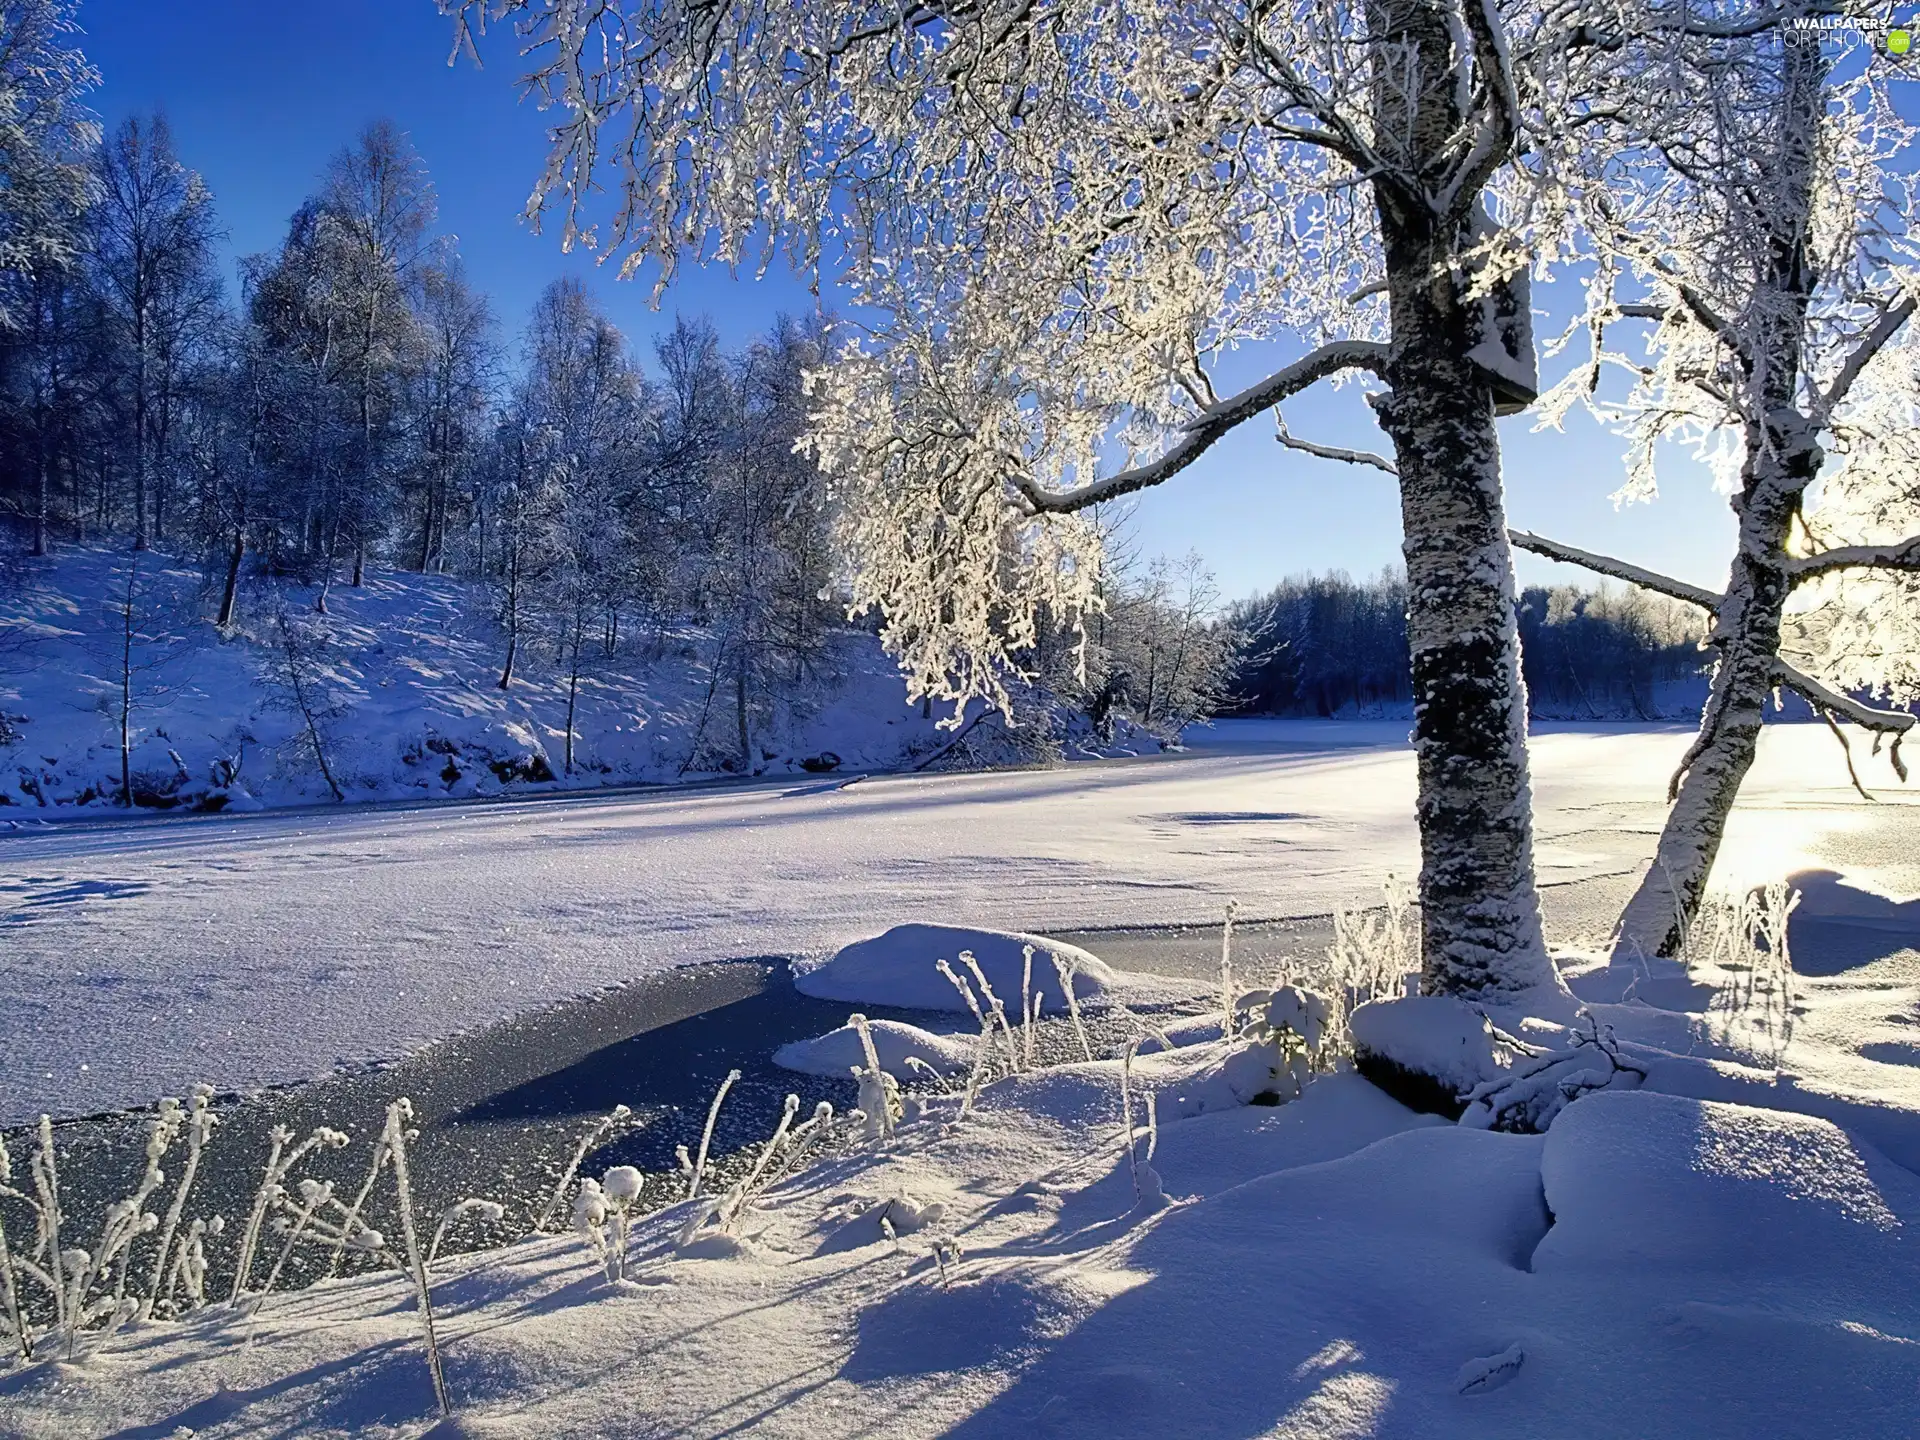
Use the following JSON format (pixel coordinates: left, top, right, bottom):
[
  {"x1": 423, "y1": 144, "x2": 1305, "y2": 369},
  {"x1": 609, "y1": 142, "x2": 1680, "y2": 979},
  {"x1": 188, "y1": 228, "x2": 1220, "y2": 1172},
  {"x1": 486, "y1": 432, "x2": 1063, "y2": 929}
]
[
  {"x1": 3, "y1": 718, "x2": 1913, "y2": 1126},
  {"x1": 5, "y1": 1013, "x2": 1917, "y2": 1438}
]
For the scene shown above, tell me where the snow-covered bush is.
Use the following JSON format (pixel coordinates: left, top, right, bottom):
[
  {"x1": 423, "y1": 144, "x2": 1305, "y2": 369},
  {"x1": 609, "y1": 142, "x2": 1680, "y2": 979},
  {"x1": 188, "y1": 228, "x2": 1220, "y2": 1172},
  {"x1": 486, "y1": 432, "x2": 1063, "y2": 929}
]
[
  {"x1": 1348, "y1": 995, "x2": 1509, "y2": 1119},
  {"x1": 1686, "y1": 882, "x2": 1800, "y2": 1071},
  {"x1": 1220, "y1": 985, "x2": 1335, "y2": 1105}
]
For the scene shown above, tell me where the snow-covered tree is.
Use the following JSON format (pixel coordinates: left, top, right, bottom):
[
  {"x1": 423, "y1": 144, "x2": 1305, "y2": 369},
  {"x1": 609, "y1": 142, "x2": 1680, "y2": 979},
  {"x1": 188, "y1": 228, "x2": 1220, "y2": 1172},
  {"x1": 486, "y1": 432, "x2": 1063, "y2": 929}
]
[
  {"x1": 1512, "y1": 19, "x2": 1920, "y2": 958},
  {"x1": 0, "y1": 0, "x2": 96, "y2": 330},
  {"x1": 1095, "y1": 551, "x2": 1238, "y2": 740},
  {"x1": 1790, "y1": 328, "x2": 1920, "y2": 710},
  {"x1": 88, "y1": 114, "x2": 224, "y2": 551},
  {"x1": 704, "y1": 316, "x2": 841, "y2": 770},
  {"x1": 446, "y1": 0, "x2": 1586, "y2": 999},
  {"x1": 311, "y1": 121, "x2": 439, "y2": 591},
  {"x1": 407, "y1": 260, "x2": 495, "y2": 574}
]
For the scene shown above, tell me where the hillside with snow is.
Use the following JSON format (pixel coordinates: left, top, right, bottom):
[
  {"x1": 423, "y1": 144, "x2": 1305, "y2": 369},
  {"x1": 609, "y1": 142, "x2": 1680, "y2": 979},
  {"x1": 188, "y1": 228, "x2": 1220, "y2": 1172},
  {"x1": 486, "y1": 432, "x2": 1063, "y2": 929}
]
[{"x1": 0, "y1": 547, "x2": 1002, "y2": 813}]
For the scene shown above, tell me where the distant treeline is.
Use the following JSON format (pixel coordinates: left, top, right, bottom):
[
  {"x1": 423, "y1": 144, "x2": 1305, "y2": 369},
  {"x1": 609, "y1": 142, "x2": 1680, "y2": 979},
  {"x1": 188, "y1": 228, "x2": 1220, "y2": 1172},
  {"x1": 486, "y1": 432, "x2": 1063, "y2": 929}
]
[{"x1": 1223, "y1": 570, "x2": 1710, "y2": 719}]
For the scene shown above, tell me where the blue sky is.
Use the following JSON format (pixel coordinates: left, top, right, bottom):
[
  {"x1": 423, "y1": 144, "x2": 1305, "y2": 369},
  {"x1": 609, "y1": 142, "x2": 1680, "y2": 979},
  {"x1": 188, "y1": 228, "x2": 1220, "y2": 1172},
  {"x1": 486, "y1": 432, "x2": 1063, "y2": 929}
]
[{"x1": 83, "y1": 0, "x2": 1752, "y2": 601}]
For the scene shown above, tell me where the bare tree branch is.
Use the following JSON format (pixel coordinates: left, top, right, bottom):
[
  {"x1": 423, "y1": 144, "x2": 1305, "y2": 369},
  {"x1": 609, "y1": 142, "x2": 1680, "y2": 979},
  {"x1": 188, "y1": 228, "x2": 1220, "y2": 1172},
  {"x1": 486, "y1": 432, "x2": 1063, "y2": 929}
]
[
  {"x1": 1787, "y1": 535, "x2": 1920, "y2": 582},
  {"x1": 1506, "y1": 530, "x2": 1725, "y2": 610},
  {"x1": 1821, "y1": 293, "x2": 1918, "y2": 413},
  {"x1": 1011, "y1": 341, "x2": 1389, "y2": 515},
  {"x1": 1275, "y1": 414, "x2": 1398, "y2": 474},
  {"x1": 1818, "y1": 706, "x2": 1875, "y2": 801}
]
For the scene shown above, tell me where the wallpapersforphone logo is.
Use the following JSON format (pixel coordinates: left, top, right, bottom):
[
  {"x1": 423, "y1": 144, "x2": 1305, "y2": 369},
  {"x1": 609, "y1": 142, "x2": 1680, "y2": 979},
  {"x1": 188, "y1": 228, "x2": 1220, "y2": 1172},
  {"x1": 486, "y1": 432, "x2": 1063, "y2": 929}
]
[{"x1": 1789, "y1": 9, "x2": 1916, "y2": 56}]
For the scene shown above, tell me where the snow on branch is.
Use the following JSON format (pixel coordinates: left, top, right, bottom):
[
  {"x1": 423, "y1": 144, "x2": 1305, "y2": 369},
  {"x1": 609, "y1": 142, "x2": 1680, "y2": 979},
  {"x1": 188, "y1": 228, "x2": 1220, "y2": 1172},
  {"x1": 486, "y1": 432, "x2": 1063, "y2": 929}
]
[
  {"x1": 1506, "y1": 531, "x2": 1724, "y2": 611},
  {"x1": 1011, "y1": 341, "x2": 1389, "y2": 516},
  {"x1": 1560, "y1": 3, "x2": 1843, "y2": 53},
  {"x1": 1274, "y1": 414, "x2": 1398, "y2": 475},
  {"x1": 1788, "y1": 536, "x2": 1920, "y2": 583},
  {"x1": 1821, "y1": 294, "x2": 1918, "y2": 414},
  {"x1": 1772, "y1": 658, "x2": 1916, "y2": 760}
]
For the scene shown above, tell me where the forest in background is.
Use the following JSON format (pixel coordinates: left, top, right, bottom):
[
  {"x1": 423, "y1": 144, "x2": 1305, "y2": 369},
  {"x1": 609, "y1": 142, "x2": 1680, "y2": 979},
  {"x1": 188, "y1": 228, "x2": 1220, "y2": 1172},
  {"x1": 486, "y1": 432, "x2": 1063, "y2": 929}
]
[
  {"x1": 1223, "y1": 570, "x2": 1712, "y2": 720},
  {"x1": 0, "y1": 104, "x2": 1722, "y2": 790}
]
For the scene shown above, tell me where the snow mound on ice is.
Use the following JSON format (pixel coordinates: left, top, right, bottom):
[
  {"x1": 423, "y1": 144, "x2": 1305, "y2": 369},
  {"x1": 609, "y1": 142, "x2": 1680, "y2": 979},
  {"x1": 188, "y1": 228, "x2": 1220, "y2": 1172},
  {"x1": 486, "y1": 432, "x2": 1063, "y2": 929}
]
[
  {"x1": 772, "y1": 1018, "x2": 975, "y2": 1078},
  {"x1": 794, "y1": 924, "x2": 1118, "y2": 1011},
  {"x1": 1536, "y1": 1089, "x2": 1920, "y2": 1290}
]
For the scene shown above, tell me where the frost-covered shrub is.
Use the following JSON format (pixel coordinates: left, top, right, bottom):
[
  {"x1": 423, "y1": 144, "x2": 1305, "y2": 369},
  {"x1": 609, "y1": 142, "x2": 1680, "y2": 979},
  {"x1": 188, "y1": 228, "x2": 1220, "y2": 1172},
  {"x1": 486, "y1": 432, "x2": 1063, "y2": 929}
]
[
  {"x1": 1686, "y1": 881, "x2": 1800, "y2": 1071},
  {"x1": 575, "y1": 1165, "x2": 645, "y2": 1283},
  {"x1": 1321, "y1": 876, "x2": 1416, "y2": 1041},
  {"x1": 1227, "y1": 986, "x2": 1334, "y2": 1104}
]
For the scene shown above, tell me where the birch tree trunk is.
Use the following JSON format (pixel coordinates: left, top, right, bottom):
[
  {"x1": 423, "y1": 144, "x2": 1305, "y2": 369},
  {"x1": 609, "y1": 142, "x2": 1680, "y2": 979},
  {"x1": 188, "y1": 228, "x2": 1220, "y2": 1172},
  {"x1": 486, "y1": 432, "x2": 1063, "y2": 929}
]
[
  {"x1": 216, "y1": 525, "x2": 245, "y2": 630},
  {"x1": 1376, "y1": 291, "x2": 1552, "y2": 998},
  {"x1": 1612, "y1": 37, "x2": 1826, "y2": 962},
  {"x1": 1368, "y1": 0, "x2": 1553, "y2": 999},
  {"x1": 1612, "y1": 435, "x2": 1810, "y2": 960}
]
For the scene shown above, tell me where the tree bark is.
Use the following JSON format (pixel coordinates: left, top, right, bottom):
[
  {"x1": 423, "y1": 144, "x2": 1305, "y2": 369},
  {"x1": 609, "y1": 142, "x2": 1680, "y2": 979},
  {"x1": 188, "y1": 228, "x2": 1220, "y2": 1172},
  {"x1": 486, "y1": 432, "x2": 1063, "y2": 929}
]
[
  {"x1": 1365, "y1": 0, "x2": 1554, "y2": 1000},
  {"x1": 1375, "y1": 326, "x2": 1553, "y2": 998},
  {"x1": 1611, "y1": 36, "x2": 1827, "y2": 962},
  {"x1": 119, "y1": 552, "x2": 139, "y2": 806},
  {"x1": 735, "y1": 643, "x2": 752, "y2": 774},
  {"x1": 31, "y1": 451, "x2": 48, "y2": 558},
  {"x1": 564, "y1": 619, "x2": 582, "y2": 777},
  {"x1": 1613, "y1": 420, "x2": 1816, "y2": 960},
  {"x1": 216, "y1": 526, "x2": 245, "y2": 630}
]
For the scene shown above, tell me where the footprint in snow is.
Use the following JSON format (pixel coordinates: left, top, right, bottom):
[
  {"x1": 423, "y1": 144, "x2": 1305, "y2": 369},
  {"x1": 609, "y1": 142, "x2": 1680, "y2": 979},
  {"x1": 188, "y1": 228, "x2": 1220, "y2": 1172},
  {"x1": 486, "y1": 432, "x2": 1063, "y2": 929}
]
[{"x1": 1456, "y1": 1343, "x2": 1525, "y2": 1395}]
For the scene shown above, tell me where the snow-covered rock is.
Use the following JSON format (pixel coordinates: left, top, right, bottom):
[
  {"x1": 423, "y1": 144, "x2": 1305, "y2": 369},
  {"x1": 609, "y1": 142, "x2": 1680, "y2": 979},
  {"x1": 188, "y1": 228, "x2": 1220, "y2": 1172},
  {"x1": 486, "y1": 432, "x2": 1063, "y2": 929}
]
[
  {"x1": 1169, "y1": 1039, "x2": 1288, "y2": 1117},
  {"x1": 1537, "y1": 1090, "x2": 1920, "y2": 1296},
  {"x1": 772, "y1": 1018, "x2": 975, "y2": 1079},
  {"x1": 1349, "y1": 994, "x2": 1507, "y2": 1117},
  {"x1": 793, "y1": 924, "x2": 1117, "y2": 1012}
]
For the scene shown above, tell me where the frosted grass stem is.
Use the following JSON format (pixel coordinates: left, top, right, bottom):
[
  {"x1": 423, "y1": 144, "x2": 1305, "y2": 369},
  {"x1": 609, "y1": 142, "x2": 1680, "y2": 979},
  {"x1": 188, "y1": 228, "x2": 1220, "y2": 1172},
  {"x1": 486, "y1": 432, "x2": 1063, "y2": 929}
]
[
  {"x1": 534, "y1": 1103, "x2": 633, "y2": 1233},
  {"x1": 385, "y1": 1100, "x2": 451, "y2": 1418},
  {"x1": 688, "y1": 1069, "x2": 740, "y2": 1200},
  {"x1": 1049, "y1": 951, "x2": 1095, "y2": 1063}
]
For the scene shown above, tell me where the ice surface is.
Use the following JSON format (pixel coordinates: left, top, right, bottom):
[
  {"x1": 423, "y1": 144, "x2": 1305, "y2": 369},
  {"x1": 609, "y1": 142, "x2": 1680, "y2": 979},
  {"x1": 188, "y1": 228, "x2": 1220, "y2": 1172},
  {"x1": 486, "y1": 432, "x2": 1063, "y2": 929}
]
[{"x1": 0, "y1": 717, "x2": 1906, "y2": 1124}]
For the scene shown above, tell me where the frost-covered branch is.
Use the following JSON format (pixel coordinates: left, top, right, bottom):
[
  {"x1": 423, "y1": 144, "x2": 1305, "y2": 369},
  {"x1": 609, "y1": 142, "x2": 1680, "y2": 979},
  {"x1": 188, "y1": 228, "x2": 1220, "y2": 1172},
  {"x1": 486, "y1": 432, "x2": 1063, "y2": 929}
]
[
  {"x1": 1506, "y1": 530, "x2": 1724, "y2": 611},
  {"x1": 1772, "y1": 658, "x2": 1916, "y2": 757},
  {"x1": 1011, "y1": 341, "x2": 1389, "y2": 515},
  {"x1": 1787, "y1": 536, "x2": 1920, "y2": 583},
  {"x1": 1274, "y1": 415, "x2": 1398, "y2": 475},
  {"x1": 1821, "y1": 293, "x2": 1918, "y2": 413}
]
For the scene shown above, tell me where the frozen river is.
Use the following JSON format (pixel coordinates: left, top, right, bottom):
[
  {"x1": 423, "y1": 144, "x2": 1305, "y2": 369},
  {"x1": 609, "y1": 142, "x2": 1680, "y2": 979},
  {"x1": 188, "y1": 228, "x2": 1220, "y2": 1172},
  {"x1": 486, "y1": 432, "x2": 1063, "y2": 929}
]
[{"x1": 3, "y1": 718, "x2": 1911, "y2": 1124}]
